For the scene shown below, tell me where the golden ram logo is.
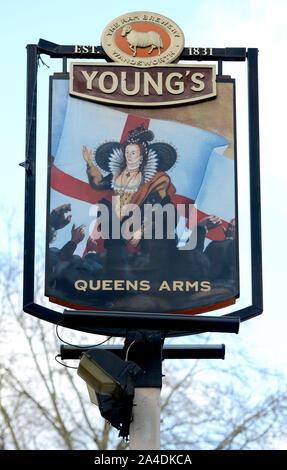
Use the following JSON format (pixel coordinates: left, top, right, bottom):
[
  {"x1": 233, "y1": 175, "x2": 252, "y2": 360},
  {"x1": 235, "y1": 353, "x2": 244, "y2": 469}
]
[{"x1": 101, "y1": 11, "x2": 185, "y2": 67}]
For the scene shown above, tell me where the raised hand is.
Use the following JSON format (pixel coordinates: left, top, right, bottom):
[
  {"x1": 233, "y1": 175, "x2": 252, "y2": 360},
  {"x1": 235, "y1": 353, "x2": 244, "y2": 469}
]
[
  {"x1": 199, "y1": 215, "x2": 222, "y2": 231},
  {"x1": 223, "y1": 218, "x2": 236, "y2": 239},
  {"x1": 50, "y1": 204, "x2": 72, "y2": 230},
  {"x1": 86, "y1": 236, "x2": 98, "y2": 253},
  {"x1": 71, "y1": 224, "x2": 86, "y2": 245},
  {"x1": 82, "y1": 145, "x2": 93, "y2": 165}
]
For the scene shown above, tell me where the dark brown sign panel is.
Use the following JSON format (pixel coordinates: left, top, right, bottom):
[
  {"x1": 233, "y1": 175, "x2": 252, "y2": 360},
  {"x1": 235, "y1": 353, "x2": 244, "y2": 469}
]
[
  {"x1": 70, "y1": 63, "x2": 216, "y2": 106},
  {"x1": 45, "y1": 74, "x2": 239, "y2": 315}
]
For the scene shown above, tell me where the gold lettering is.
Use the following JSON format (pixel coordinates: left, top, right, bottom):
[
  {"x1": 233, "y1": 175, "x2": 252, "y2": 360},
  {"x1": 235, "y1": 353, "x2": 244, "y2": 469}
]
[
  {"x1": 165, "y1": 73, "x2": 184, "y2": 94},
  {"x1": 81, "y1": 70, "x2": 98, "y2": 90},
  {"x1": 173, "y1": 281, "x2": 184, "y2": 291},
  {"x1": 114, "y1": 280, "x2": 125, "y2": 290},
  {"x1": 139, "y1": 280, "x2": 151, "y2": 291},
  {"x1": 186, "y1": 281, "x2": 199, "y2": 291},
  {"x1": 126, "y1": 280, "x2": 138, "y2": 290},
  {"x1": 102, "y1": 280, "x2": 113, "y2": 290},
  {"x1": 191, "y1": 72, "x2": 205, "y2": 92},
  {"x1": 158, "y1": 281, "x2": 171, "y2": 291},
  {"x1": 89, "y1": 280, "x2": 101, "y2": 290},
  {"x1": 121, "y1": 72, "x2": 140, "y2": 95},
  {"x1": 74, "y1": 280, "x2": 87, "y2": 291},
  {"x1": 200, "y1": 281, "x2": 211, "y2": 291},
  {"x1": 98, "y1": 71, "x2": 118, "y2": 93},
  {"x1": 143, "y1": 72, "x2": 163, "y2": 95}
]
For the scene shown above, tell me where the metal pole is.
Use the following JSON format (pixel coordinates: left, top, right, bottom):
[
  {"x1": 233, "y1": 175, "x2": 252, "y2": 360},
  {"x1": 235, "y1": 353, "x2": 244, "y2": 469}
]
[
  {"x1": 130, "y1": 388, "x2": 161, "y2": 450},
  {"x1": 63, "y1": 309, "x2": 240, "y2": 334},
  {"x1": 60, "y1": 343, "x2": 226, "y2": 360},
  {"x1": 23, "y1": 45, "x2": 38, "y2": 307},
  {"x1": 124, "y1": 331, "x2": 163, "y2": 450},
  {"x1": 247, "y1": 48, "x2": 263, "y2": 311}
]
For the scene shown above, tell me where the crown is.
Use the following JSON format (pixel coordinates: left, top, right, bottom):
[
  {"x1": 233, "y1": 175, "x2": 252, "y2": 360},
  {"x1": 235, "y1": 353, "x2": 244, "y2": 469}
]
[{"x1": 127, "y1": 125, "x2": 154, "y2": 143}]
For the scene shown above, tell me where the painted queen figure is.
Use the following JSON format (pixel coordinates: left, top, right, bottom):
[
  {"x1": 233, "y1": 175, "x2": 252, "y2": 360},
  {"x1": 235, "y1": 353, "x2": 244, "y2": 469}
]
[{"x1": 82, "y1": 124, "x2": 178, "y2": 264}]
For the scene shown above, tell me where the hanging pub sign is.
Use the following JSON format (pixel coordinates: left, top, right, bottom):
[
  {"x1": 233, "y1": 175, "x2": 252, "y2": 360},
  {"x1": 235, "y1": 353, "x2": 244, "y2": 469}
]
[{"x1": 45, "y1": 11, "x2": 240, "y2": 316}]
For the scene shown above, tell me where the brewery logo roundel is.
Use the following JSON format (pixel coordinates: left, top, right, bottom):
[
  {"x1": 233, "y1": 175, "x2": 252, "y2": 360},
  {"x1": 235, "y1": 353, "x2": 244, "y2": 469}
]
[{"x1": 101, "y1": 11, "x2": 185, "y2": 67}]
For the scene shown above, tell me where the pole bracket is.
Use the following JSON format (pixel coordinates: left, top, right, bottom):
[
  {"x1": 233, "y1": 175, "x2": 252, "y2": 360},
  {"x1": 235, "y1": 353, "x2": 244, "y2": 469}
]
[{"x1": 19, "y1": 159, "x2": 31, "y2": 174}]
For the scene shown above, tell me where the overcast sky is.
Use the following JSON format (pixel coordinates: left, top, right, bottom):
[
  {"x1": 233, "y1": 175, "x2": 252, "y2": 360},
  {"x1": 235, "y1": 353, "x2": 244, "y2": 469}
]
[{"x1": 1, "y1": 0, "x2": 287, "y2": 382}]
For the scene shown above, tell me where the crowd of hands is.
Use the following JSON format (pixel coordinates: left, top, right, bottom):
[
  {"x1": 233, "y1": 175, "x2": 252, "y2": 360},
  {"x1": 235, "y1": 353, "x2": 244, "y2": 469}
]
[
  {"x1": 50, "y1": 203, "x2": 235, "y2": 251},
  {"x1": 50, "y1": 203, "x2": 97, "y2": 252}
]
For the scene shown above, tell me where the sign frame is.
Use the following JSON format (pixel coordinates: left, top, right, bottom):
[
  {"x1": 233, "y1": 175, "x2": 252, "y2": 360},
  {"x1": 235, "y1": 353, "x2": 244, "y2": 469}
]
[{"x1": 23, "y1": 41, "x2": 262, "y2": 336}]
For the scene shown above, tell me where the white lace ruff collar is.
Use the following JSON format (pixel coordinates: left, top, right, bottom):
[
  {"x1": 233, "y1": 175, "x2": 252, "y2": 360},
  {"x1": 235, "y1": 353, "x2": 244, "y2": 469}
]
[{"x1": 108, "y1": 147, "x2": 158, "y2": 187}]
